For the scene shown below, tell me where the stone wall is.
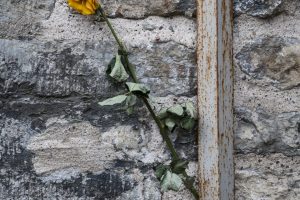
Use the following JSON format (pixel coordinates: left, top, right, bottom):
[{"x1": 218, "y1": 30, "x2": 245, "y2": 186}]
[
  {"x1": 0, "y1": 0, "x2": 299, "y2": 199},
  {"x1": 0, "y1": 1, "x2": 197, "y2": 199},
  {"x1": 234, "y1": 0, "x2": 300, "y2": 199}
]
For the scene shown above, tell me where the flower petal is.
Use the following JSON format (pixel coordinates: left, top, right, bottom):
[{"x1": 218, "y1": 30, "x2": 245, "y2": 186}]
[{"x1": 68, "y1": 0, "x2": 98, "y2": 15}]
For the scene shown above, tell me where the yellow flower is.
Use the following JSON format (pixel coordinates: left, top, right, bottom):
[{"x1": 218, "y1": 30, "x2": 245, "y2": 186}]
[{"x1": 68, "y1": 0, "x2": 100, "y2": 15}]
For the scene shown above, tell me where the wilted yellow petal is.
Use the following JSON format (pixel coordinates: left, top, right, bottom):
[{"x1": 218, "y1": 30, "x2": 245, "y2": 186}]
[
  {"x1": 85, "y1": 1, "x2": 94, "y2": 12},
  {"x1": 88, "y1": 0, "x2": 97, "y2": 10},
  {"x1": 67, "y1": 0, "x2": 99, "y2": 15}
]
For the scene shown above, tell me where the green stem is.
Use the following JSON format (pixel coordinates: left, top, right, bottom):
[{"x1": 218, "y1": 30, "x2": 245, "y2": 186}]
[
  {"x1": 97, "y1": 8, "x2": 137, "y2": 83},
  {"x1": 98, "y1": 8, "x2": 199, "y2": 199},
  {"x1": 99, "y1": 8, "x2": 178, "y2": 159},
  {"x1": 142, "y1": 98, "x2": 179, "y2": 160},
  {"x1": 182, "y1": 171, "x2": 199, "y2": 198}
]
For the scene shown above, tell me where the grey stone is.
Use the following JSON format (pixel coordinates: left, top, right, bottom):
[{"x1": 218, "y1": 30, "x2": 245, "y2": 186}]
[
  {"x1": 235, "y1": 153, "x2": 300, "y2": 200},
  {"x1": 1, "y1": 0, "x2": 299, "y2": 199},
  {"x1": 116, "y1": 177, "x2": 161, "y2": 200},
  {"x1": 0, "y1": 0, "x2": 55, "y2": 39},
  {"x1": 235, "y1": 107, "x2": 300, "y2": 156},
  {"x1": 0, "y1": 39, "x2": 196, "y2": 98},
  {"x1": 235, "y1": 36, "x2": 300, "y2": 90},
  {"x1": 0, "y1": 8, "x2": 198, "y2": 200},
  {"x1": 0, "y1": 115, "x2": 137, "y2": 200},
  {"x1": 103, "y1": 0, "x2": 293, "y2": 19},
  {"x1": 0, "y1": 108, "x2": 197, "y2": 199},
  {"x1": 101, "y1": 0, "x2": 196, "y2": 18},
  {"x1": 234, "y1": 0, "x2": 284, "y2": 18}
]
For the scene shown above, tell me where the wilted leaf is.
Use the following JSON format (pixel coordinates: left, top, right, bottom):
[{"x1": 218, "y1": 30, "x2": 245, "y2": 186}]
[
  {"x1": 161, "y1": 170, "x2": 172, "y2": 191},
  {"x1": 171, "y1": 159, "x2": 189, "y2": 174},
  {"x1": 124, "y1": 95, "x2": 137, "y2": 115},
  {"x1": 165, "y1": 118, "x2": 176, "y2": 131},
  {"x1": 185, "y1": 102, "x2": 196, "y2": 119},
  {"x1": 126, "y1": 107, "x2": 134, "y2": 115},
  {"x1": 167, "y1": 105, "x2": 184, "y2": 117},
  {"x1": 127, "y1": 62, "x2": 138, "y2": 81},
  {"x1": 169, "y1": 173, "x2": 183, "y2": 191},
  {"x1": 125, "y1": 95, "x2": 137, "y2": 107},
  {"x1": 160, "y1": 171, "x2": 183, "y2": 192},
  {"x1": 180, "y1": 117, "x2": 195, "y2": 130},
  {"x1": 107, "y1": 54, "x2": 129, "y2": 82},
  {"x1": 155, "y1": 165, "x2": 168, "y2": 179},
  {"x1": 98, "y1": 95, "x2": 127, "y2": 106},
  {"x1": 158, "y1": 108, "x2": 168, "y2": 119},
  {"x1": 106, "y1": 56, "x2": 115, "y2": 73},
  {"x1": 117, "y1": 50, "x2": 138, "y2": 81},
  {"x1": 126, "y1": 82, "x2": 150, "y2": 96}
]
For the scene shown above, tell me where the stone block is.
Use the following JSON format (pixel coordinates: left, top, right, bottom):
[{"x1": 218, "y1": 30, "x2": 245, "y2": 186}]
[
  {"x1": 235, "y1": 107, "x2": 300, "y2": 156},
  {"x1": 234, "y1": 0, "x2": 284, "y2": 18},
  {"x1": 236, "y1": 153, "x2": 300, "y2": 200},
  {"x1": 236, "y1": 36, "x2": 300, "y2": 90}
]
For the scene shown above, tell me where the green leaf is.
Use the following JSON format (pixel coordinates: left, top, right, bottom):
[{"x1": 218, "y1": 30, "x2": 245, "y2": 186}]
[
  {"x1": 98, "y1": 95, "x2": 127, "y2": 106},
  {"x1": 167, "y1": 105, "x2": 184, "y2": 117},
  {"x1": 124, "y1": 95, "x2": 137, "y2": 115},
  {"x1": 165, "y1": 118, "x2": 176, "y2": 132},
  {"x1": 170, "y1": 159, "x2": 189, "y2": 174},
  {"x1": 107, "y1": 54, "x2": 129, "y2": 82},
  {"x1": 158, "y1": 108, "x2": 168, "y2": 119},
  {"x1": 180, "y1": 117, "x2": 195, "y2": 130},
  {"x1": 126, "y1": 107, "x2": 134, "y2": 115},
  {"x1": 126, "y1": 82, "x2": 150, "y2": 97},
  {"x1": 185, "y1": 102, "x2": 196, "y2": 119},
  {"x1": 106, "y1": 56, "x2": 116, "y2": 74},
  {"x1": 125, "y1": 95, "x2": 137, "y2": 107},
  {"x1": 169, "y1": 173, "x2": 183, "y2": 191},
  {"x1": 160, "y1": 171, "x2": 183, "y2": 192},
  {"x1": 128, "y1": 62, "x2": 138, "y2": 82},
  {"x1": 161, "y1": 171, "x2": 172, "y2": 191},
  {"x1": 117, "y1": 50, "x2": 138, "y2": 81},
  {"x1": 155, "y1": 165, "x2": 168, "y2": 179}
]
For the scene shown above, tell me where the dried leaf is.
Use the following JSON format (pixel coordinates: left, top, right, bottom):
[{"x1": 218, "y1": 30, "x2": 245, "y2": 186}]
[
  {"x1": 126, "y1": 82, "x2": 150, "y2": 97},
  {"x1": 180, "y1": 117, "x2": 195, "y2": 130},
  {"x1": 98, "y1": 95, "x2": 127, "y2": 106},
  {"x1": 160, "y1": 171, "x2": 183, "y2": 192},
  {"x1": 168, "y1": 105, "x2": 184, "y2": 117},
  {"x1": 107, "y1": 54, "x2": 129, "y2": 82},
  {"x1": 185, "y1": 102, "x2": 196, "y2": 119}
]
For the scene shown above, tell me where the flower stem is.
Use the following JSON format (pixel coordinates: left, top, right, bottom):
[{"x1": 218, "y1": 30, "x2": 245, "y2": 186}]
[{"x1": 98, "y1": 7, "x2": 199, "y2": 199}]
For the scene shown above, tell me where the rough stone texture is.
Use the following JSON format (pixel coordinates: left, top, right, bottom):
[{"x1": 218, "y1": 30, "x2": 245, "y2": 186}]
[
  {"x1": 234, "y1": 0, "x2": 285, "y2": 18},
  {"x1": 236, "y1": 36, "x2": 300, "y2": 90},
  {"x1": 235, "y1": 107, "x2": 300, "y2": 156},
  {"x1": 0, "y1": 39, "x2": 196, "y2": 97},
  {"x1": 1, "y1": 0, "x2": 300, "y2": 199},
  {"x1": 234, "y1": 0, "x2": 300, "y2": 199},
  {"x1": 235, "y1": 154, "x2": 300, "y2": 200},
  {"x1": 100, "y1": 0, "x2": 196, "y2": 18},
  {"x1": 0, "y1": 115, "x2": 136, "y2": 199},
  {"x1": 0, "y1": 0, "x2": 55, "y2": 39},
  {"x1": 234, "y1": 0, "x2": 299, "y2": 18},
  {"x1": 0, "y1": 0, "x2": 198, "y2": 199}
]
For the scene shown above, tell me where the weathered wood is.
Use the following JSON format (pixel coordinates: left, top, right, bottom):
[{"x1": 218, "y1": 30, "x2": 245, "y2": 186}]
[{"x1": 196, "y1": 0, "x2": 234, "y2": 199}]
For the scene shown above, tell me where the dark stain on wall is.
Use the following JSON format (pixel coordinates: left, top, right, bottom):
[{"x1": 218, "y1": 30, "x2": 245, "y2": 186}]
[{"x1": 0, "y1": 132, "x2": 136, "y2": 199}]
